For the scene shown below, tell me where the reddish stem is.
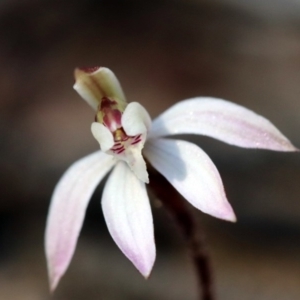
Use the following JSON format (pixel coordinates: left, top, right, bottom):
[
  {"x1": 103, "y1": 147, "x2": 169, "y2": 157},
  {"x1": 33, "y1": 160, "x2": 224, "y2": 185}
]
[{"x1": 148, "y1": 169, "x2": 215, "y2": 300}]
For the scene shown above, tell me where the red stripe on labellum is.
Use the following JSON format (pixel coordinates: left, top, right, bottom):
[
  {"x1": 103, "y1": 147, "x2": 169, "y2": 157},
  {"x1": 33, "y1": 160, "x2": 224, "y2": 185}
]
[
  {"x1": 131, "y1": 139, "x2": 141, "y2": 145},
  {"x1": 116, "y1": 149, "x2": 125, "y2": 154},
  {"x1": 134, "y1": 134, "x2": 141, "y2": 140},
  {"x1": 112, "y1": 146, "x2": 124, "y2": 151}
]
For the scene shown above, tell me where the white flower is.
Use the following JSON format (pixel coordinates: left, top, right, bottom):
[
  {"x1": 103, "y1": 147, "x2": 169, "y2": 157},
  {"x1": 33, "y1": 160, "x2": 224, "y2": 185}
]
[{"x1": 45, "y1": 67, "x2": 297, "y2": 291}]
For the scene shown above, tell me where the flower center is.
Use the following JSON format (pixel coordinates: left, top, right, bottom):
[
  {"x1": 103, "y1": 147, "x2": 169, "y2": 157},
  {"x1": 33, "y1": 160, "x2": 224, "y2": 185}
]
[{"x1": 96, "y1": 97, "x2": 142, "y2": 154}]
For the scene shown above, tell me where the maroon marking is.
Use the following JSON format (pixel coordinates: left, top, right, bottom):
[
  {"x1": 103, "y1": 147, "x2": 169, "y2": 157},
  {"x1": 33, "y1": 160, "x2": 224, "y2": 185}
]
[
  {"x1": 134, "y1": 134, "x2": 141, "y2": 141},
  {"x1": 113, "y1": 142, "x2": 122, "y2": 148},
  {"x1": 131, "y1": 139, "x2": 141, "y2": 145},
  {"x1": 116, "y1": 149, "x2": 125, "y2": 154},
  {"x1": 112, "y1": 146, "x2": 124, "y2": 151},
  {"x1": 103, "y1": 109, "x2": 122, "y2": 131},
  {"x1": 100, "y1": 97, "x2": 117, "y2": 109},
  {"x1": 79, "y1": 66, "x2": 101, "y2": 74}
]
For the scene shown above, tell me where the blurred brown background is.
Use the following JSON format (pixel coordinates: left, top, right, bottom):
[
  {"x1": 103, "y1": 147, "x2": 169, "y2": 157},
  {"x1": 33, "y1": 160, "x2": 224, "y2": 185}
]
[{"x1": 0, "y1": 0, "x2": 300, "y2": 299}]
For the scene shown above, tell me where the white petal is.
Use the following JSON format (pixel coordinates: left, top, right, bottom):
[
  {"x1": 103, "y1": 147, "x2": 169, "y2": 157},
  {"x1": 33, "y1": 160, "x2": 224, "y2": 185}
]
[
  {"x1": 102, "y1": 161, "x2": 155, "y2": 277},
  {"x1": 122, "y1": 102, "x2": 152, "y2": 136},
  {"x1": 111, "y1": 132, "x2": 149, "y2": 183},
  {"x1": 144, "y1": 138, "x2": 236, "y2": 222},
  {"x1": 91, "y1": 122, "x2": 114, "y2": 151},
  {"x1": 149, "y1": 97, "x2": 297, "y2": 151},
  {"x1": 45, "y1": 151, "x2": 116, "y2": 291},
  {"x1": 122, "y1": 142, "x2": 149, "y2": 183},
  {"x1": 73, "y1": 67, "x2": 127, "y2": 111}
]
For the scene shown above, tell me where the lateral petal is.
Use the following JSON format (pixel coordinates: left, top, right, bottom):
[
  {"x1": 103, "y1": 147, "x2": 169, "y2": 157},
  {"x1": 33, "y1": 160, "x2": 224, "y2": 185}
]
[
  {"x1": 45, "y1": 151, "x2": 116, "y2": 291},
  {"x1": 91, "y1": 122, "x2": 114, "y2": 152},
  {"x1": 144, "y1": 138, "x2": 236, "y2": 222},
  {"x1": 122, "y1": 102, "x2": 152, "y2": 136},
  {"x1": 149, "y1": 97, "x2": 297, "y2": 151},
  {"x1": 73, "y1": 67, "x2": 127, "y2": 110},
  {"x1": 102, "y1": 161, "x2": 155, "y2": 277}
]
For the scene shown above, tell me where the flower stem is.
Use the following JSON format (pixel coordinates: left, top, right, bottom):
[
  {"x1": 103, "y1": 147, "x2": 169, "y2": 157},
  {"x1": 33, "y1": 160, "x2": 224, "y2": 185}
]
[{"x1": 148, "y1": 169, "x2": 215, "y2": 300}]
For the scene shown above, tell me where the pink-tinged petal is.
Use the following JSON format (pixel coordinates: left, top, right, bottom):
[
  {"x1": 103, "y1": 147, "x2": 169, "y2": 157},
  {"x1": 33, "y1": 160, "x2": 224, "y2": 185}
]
[
  {"x1": 122, "y1": 102, "x2": 152, "y2": 136},
  {"x1": 45, "y1": 151, "x2": 116, "y2": 291},
  {"x1": 144, "y1": 138, "x2": 236, "y2": 222},
  {"x1": 149, "y1": 97, "x2": 297, "y2": 151},
  {"x1": 91, "y1": 122, "x2": 114, "y2": 151},
  {"x1": 102, "y1": 161, "x2": 155, "y2": 277},
  {"x1": 73, "y1": 67, "x2": 126, "y2": 111}
]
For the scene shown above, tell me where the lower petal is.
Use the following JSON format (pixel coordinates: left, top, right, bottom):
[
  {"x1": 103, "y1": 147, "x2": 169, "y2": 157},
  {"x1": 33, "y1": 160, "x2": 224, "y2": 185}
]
[
  {"x1": 144, "y1": 138, "x2": 236, "y2": 222},
  {"x1": 45, "y1": 151, "x2": 115, "y2": 291},
  {"x1": 102, "y1": 161, "x2": 155, "y2": 277}
]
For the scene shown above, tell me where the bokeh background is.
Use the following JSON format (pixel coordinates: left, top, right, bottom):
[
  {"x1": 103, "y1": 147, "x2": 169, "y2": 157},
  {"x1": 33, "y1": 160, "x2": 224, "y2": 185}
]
[{"x1": 0, "y1": 0, "x2": 300, "y2": 299}]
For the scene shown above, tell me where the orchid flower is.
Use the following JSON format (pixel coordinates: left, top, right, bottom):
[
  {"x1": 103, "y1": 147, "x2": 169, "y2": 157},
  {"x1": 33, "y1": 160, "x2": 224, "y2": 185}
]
[{"x1": 45, "y1": 67, "x2": 297, "y2": 291}]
